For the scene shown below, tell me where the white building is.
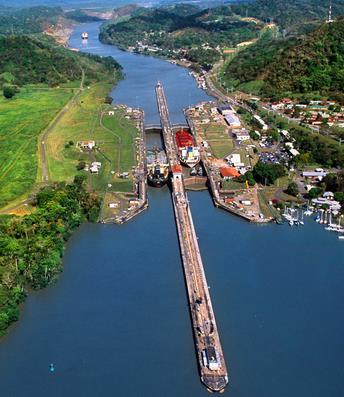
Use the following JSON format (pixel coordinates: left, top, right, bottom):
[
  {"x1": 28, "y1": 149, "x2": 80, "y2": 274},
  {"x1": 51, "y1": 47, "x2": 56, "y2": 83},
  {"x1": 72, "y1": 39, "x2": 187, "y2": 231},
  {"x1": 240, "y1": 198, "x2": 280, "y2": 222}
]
[
  {"x1": 79, "y1": 140, "x2": 95, "y2": 150},
  {"x1": 90, "y1": 161, "x2": 101, "y2": 174},
  {"x1": 226, "y1": 153, "x2": 241, "y2": 166},
  {"x1": 289, "y1": 148, "x2": 300, "y2": 157},
  {"x1": 233, "y1": 130, "x2": 250, "y2": 141},
  {"x1": 224, "y1": 112, "x2": 241, "y2": 128},
  {"x1": 253, "y1": 115, "x2": 268, "y2": 130}
]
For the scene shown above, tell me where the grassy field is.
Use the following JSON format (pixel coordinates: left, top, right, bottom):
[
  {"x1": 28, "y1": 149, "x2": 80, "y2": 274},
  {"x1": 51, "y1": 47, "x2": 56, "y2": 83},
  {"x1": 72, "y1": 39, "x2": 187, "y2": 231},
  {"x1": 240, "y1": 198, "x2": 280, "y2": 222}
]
[
  {"x1": 0, "y1": 88, "x2": 74, "y2": 209},
  {"x1": 201, "y1": 124, "x2": 234, "y2": 158},
  {"x1": 45, "y1": 86, "x2": 139, "y2": 194}
]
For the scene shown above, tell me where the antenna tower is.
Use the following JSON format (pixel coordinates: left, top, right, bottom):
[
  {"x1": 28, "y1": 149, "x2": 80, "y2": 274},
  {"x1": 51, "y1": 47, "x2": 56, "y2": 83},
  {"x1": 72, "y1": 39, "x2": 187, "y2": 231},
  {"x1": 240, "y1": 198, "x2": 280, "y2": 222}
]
[{"x1": 327, "y1": 0, "x2": 334, "y2": 23}]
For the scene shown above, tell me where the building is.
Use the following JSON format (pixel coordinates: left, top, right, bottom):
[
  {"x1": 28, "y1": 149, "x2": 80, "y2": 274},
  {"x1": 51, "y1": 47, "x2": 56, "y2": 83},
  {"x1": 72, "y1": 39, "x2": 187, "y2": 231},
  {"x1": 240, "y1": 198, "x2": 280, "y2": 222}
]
[
  {"x1": 302, "y1": 171, "x2": 328, "y2": 178},
  {"x1": 79, "y1": 140, "x2": 95, "y2": 150},
  {"x1": 253, "y1": 115, "x2": 268, "y2": 130},
  {"x1": 226, "y1": 153, "x2": 242, "y2": 167},
  {"x1": 220, "y1": 167, "x2": 240, "y2": 180},
  {"x1": 90, "y1": 161, "x2": 101, "y2": 173},
  {"x1": 280, "y1": 130, "x2": 290, "y2": 139},
  {"x1": 224, "y1": 113, "x2": 241, "y2": 128},
  {"x1": 289, "y1": 148, "x2": 300, "y2": 157},
  {"x1": 205, "y1": 346, "x2": 220, "y2": 371},
  {"x1": 217, "y1": 105, "x2": 234, "y2": 115},
  {"x1": 233, "y1": 130, "x2": 250, "y2": 141},
  {"x1": 323, "y1": 191, "x2": 334, "y2": 200}
]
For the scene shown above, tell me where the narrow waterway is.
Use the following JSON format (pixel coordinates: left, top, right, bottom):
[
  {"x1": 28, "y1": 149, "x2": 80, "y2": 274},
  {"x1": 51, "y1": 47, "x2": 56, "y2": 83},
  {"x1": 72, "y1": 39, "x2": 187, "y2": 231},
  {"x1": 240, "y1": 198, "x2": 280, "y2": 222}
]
[{"x1": 0, "y1": 22, "x2": 343, "y2": 397}]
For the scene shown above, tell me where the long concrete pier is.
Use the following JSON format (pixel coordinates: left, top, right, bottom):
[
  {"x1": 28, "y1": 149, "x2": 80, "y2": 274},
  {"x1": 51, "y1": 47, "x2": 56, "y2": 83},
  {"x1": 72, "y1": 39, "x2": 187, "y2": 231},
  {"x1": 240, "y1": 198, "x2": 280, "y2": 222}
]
[{"x1": 156, "y1": 83, "x2": 228, "y2": 392}]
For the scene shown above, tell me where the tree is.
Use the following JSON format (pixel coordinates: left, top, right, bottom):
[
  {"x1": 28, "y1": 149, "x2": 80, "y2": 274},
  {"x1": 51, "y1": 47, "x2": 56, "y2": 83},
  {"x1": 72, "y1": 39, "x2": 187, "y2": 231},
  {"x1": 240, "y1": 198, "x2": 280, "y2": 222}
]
[
  {"x1": 249, "y1": 130, "x2": 260, "y2": 141},
  {"x1": 267, "y1": 128, "x2": 279, "y2": 143},
  {"x1": 104, "y1": 95, "x2": 113, "y2": 104},
  {"x1": 236, "y1": 171, "x2": 256, "y2": 186},
  {"x1": 307, "y1": 187, "x2": 322, "y2": 199},
  {"x1": 295, "y1": 152, "x2": 310, "y2": 166},
  {"x1": 253, "y1": 161, "x2": 285, "y2": 185},
  {"x1": 285, "y1": 181, "x2": 299, "y2": 196},
  {"x1": 3, "y1": 85, "x2": 18, "y2": 99},
  {"x1": 76, "y1": 161, "x2": 86, "y2": 171},
  {"x1": 323, "y1": 173, "x2": 339, "y2": 192}
]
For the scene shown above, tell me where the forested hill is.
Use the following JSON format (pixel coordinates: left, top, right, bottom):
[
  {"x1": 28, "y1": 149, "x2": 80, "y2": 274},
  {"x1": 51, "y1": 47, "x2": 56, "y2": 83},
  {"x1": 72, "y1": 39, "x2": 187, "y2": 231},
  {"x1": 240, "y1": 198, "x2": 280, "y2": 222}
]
[
  {"x1": 0, "y1": 36, "x2": 122, "y2": 86},
  {"x1": 100, "y1": 4, "x2": 262, "y2": 70},
  {"x1": 0, "y1": 6, "x2": 63, "y2": 34},
  {"x1": 231, "y1": 0, "x2": 344, "y2": 30},
  {"x1": 225, "y1": 18, "x2": 344, "y2": 99}
]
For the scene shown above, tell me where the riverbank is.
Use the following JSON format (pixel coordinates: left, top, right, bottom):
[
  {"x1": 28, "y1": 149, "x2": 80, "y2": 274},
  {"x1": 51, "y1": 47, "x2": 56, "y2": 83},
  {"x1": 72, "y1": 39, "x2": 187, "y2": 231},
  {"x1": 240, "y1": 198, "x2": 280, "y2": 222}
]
[
  {"x1": 1, "y1": 20, "x2": 344, "y2": 397},
  {"x1": 44, "y1": 18, "x2": 76, "y2": 47},
  {"x1": 0, "y1": 179, "x2": 101, "y2": 336},
  {"x1": 99, "y1": 105, "x2": 148, "y2": 224}
]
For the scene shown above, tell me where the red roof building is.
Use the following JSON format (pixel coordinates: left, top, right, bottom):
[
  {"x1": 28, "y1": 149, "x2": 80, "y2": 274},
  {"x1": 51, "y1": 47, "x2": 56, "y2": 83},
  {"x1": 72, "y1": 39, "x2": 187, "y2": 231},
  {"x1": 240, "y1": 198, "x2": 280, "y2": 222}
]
[{"x1": 220, "y1": 167, "x2": 240, "y2": 179}]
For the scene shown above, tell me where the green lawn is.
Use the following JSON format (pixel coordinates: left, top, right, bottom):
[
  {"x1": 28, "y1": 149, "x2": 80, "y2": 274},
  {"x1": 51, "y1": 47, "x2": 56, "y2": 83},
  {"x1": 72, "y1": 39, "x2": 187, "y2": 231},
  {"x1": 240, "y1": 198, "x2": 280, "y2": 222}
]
[
  {"x1": 222, "y1": 180, "x2": 246, "y2": 190},
  {"x1": 202, "y1": 124, "x2": 234, "y2": 158},
  {"x1": 46, "y1": 87, "x2": 139, "y2": 194},
  {"x1": 0, "y1": 88, "x2": 73, "y2": 208}
]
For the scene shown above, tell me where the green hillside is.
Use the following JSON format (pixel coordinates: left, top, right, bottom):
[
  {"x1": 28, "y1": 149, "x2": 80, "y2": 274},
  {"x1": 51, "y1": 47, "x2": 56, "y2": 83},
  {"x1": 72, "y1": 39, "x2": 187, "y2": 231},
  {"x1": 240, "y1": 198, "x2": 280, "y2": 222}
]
[
  {"x1": 231, "y1": 0, "x2": 344, "y2": 31},
  {"x1": 100, "y1": 4, "x2": 262, "y2": 70},
  {"x1": 0, "y1": 6, "x2": 64, "y2": 35},
  {"x1": 224, "y1": 18, "x2": 344, "y2": 98},
  {"x1": 0, "y1": 35, "x2": 122, "y2": 87}
]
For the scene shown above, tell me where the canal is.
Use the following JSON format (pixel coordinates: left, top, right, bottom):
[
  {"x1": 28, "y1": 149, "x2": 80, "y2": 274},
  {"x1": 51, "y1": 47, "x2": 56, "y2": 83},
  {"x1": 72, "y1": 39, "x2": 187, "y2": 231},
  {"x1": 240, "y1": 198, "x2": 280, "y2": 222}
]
[{"x1": 0, "y1": 22, "x2": 343, "y2": 397}]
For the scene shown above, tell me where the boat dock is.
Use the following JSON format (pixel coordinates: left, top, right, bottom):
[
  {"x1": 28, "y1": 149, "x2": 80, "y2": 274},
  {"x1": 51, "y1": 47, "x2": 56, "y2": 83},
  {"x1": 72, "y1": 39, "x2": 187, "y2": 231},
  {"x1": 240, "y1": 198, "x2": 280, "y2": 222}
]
[{"x1": 155, "y1": 82, "x2": 228, "y2": 392}]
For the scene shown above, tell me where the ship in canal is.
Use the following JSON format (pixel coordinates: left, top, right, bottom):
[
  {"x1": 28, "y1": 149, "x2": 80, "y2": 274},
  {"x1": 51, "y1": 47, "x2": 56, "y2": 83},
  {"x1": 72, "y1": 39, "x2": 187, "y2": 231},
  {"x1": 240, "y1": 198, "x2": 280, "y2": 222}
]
[
  {"x1": 175, "y1": 128, "x2": 200, "y2": 168},
  {"x1": 147, "y1": 148, "x2": 169, "y2": 187}
]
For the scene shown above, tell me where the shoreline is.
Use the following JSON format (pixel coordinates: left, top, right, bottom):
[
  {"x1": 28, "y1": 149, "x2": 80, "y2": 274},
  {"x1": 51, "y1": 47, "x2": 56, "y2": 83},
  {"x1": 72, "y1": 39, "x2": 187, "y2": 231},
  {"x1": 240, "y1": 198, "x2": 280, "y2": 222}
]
[
  {"x1": 44, "y1": 19, "x2": 77, "y2": 48},
  {"x1": 98, "y1": 34, "x2": 276, "y2": 224}
]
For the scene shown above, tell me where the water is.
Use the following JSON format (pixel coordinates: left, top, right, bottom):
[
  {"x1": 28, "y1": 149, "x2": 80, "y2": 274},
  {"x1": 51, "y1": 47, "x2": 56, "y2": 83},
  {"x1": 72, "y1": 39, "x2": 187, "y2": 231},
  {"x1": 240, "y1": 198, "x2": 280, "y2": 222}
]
[
  {"x1": 1, "y1": 22, "x2": 344, "y2": 397},
  {"x1": 70, "y1": 22, "x2": 212, "y2": 124}
]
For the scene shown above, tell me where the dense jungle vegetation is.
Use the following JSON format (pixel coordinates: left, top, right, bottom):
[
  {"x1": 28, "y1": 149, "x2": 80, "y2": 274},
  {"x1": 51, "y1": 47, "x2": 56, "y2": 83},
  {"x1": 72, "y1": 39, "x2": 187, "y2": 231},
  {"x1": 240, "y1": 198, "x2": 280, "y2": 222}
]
[
  {"x1": 0, "y1": 35, "x2": 122, "y2": 87},
  {"x1": 225, "y1": 19, "x2": 344, "y2": 99},
  {"x1": 0, "y1": 178, "x2": 101, "y2": 335}
]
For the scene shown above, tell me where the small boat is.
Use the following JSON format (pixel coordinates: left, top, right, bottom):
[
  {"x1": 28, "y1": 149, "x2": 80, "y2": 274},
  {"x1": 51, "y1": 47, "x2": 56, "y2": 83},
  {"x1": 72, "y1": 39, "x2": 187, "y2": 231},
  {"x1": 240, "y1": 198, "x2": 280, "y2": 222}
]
[
  {"x1": 299, "y1": 210, "x2": 304, "y2": 225},
  {"x1": 338, "y1": 235, "x2": 344, "y2": 240},
  {"x1": 82, "y1": 32, "x2": 88, "y2": 40},
  {"x1": 49, "y1": 363, "x2": 55, "y2": 372},
  {"x1": 289, "y1": 220, "x2": 294, "y2": 226}
]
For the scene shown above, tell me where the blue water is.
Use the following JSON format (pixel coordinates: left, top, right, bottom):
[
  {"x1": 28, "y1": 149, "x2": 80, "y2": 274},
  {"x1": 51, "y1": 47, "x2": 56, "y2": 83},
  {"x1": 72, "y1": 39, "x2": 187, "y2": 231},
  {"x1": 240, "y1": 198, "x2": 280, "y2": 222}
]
[
  {"x1": 0, "y1": 22, "x2": 343, "y2": 397},
  {"x1": 71, "y1": 22, "x2": 212, "y2": 124}
]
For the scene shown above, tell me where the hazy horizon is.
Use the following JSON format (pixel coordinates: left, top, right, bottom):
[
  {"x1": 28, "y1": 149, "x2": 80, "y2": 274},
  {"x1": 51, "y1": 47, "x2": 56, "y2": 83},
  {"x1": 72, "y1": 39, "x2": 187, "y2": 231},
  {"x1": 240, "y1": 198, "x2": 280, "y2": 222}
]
[
  {"x1": 0, "y1": 0, "x2": 160, "y2": 9},
  {"x1": 0, "y1": 0, "x2": 230, "y2": 10}
]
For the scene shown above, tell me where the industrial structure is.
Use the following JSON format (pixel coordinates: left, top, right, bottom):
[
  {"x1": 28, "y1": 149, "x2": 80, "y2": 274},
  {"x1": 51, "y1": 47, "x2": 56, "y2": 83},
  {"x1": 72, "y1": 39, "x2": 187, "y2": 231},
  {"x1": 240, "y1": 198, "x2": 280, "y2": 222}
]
[{"x1": 155, "y1": 82, "x2": 228, "y2": 392}]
